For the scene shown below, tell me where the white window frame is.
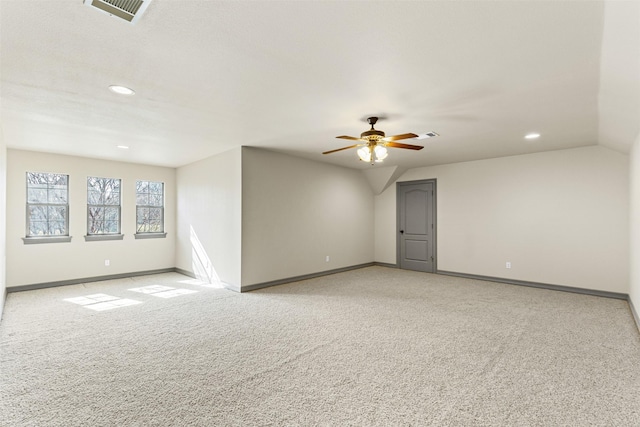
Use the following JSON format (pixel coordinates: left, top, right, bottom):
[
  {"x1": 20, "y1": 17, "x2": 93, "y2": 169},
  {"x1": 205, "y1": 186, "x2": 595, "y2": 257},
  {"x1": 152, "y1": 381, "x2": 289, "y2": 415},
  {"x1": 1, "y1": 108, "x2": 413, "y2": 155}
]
[
  {"x1": 23, "y1": 172, "x2": 71, "y2": 244},
  {"x1": 135, "y1": 180, "x2": 166, "y2": 239},
  {"x1": 85, "y1": 176, "x2": 124, "y2": 241}
]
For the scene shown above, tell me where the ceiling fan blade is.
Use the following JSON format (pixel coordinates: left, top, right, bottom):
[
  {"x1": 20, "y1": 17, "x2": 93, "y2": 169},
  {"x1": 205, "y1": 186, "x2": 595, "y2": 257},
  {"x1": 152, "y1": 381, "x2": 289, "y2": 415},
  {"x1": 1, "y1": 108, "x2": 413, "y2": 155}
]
[
  {"x1": 336, "y1": 135, "x2": 363, "y2": 141},
  {"x1": 385, "y1": 142, "x2": 424, "y2": 150},
  {"x1": 322, "y1": 144, "x2": 360, "y2": 155},
  {"x1": 383, "y1": 133, "x2": 419, "y2": 141}
]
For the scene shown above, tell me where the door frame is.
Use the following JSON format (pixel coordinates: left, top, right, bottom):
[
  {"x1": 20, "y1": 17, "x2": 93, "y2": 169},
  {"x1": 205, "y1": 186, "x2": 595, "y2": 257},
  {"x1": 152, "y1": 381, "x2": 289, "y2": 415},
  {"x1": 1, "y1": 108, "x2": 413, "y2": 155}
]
[{"x1": 396, "y1": 179, "x2": 437, "y2": 271}]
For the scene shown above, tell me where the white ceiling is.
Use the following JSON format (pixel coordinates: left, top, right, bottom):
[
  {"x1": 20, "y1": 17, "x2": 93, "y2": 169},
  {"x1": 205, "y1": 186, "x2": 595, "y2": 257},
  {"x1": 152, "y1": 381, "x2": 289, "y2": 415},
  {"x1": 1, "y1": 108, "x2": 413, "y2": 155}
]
[{"x1": 1, "y1": 1, "x2": 638, "y2": 170}]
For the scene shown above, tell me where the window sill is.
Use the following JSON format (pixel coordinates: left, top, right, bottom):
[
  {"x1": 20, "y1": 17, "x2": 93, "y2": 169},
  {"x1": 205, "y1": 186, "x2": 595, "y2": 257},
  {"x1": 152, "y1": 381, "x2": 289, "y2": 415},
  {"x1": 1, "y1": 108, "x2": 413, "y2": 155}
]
[
  {"x1": 22, "y1": 236, "x2": 72, "y2": 245},
  {"x1": 84, "y1": 234, "x2": 125, "y2": 242},
  {"x1": 134, "y1": 233, "x2": 167, "y2": 240}
]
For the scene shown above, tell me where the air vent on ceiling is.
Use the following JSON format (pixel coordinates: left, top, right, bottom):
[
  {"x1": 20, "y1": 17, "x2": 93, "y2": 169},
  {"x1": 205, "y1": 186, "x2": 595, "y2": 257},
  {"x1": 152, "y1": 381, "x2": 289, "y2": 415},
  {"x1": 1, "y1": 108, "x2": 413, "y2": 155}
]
[
  {"x1": 84, "y1": 0, "x2": 152, "y2": 24},
  {"x1": 416, "y1": 131, "x2": 440, "y2": 140}
]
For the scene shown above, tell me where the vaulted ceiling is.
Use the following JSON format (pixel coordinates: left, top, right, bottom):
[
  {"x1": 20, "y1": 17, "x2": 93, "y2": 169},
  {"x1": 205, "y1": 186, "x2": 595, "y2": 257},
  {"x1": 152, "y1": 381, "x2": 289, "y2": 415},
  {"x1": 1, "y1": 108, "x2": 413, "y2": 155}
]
[{"x1": 1, "y1": 1, "x2": 638, "y2": 169}]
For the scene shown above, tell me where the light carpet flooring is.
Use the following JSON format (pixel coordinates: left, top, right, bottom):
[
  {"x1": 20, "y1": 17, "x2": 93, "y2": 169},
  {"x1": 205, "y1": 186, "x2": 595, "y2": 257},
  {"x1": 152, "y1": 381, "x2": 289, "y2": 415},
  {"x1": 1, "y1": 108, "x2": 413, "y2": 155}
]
[{"x1": 1, "y1": 266, "x2": 639, "y2": 426}]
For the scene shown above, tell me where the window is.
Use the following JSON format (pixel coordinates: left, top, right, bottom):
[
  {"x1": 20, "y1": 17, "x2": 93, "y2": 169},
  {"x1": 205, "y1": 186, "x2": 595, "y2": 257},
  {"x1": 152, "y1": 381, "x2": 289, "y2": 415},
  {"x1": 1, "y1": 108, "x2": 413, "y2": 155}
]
[
  {"x1": 26, "y1": 172, "x2": 69, "y2": 239},
  {"x1": 87, "y1": 176, "x2": 121, "y2": 237},
  {"x1": 136, "y1": 180, "x2": 165, "y2": 238}
]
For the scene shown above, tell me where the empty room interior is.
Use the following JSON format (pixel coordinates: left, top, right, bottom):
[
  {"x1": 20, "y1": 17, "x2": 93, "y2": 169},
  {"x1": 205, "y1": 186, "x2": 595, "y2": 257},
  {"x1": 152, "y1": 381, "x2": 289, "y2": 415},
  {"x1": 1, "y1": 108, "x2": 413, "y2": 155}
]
[{"x1": 1, "y1": 0, "x2": 640, "y2": 425}]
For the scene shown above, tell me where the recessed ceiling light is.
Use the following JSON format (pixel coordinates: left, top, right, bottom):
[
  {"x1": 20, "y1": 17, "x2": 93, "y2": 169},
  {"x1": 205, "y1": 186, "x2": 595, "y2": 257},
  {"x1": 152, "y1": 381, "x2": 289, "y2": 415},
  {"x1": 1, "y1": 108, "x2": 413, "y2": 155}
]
[
  {"x1": 117, "y1": 145, "x2": 129, "y2": 149},
  {"x1": 525, "y1": 133, "x2": 541, "y2": 139},
  {"x1": 109, "y1": 85, "x2": 135, "y2": 96}
]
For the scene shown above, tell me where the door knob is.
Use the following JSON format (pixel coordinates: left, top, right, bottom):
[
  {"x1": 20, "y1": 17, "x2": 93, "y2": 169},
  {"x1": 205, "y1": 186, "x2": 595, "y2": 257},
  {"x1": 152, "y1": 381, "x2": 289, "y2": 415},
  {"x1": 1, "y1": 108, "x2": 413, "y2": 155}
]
[{"x1": 399, "y1": 230, "x2": 404, "y2": 234}]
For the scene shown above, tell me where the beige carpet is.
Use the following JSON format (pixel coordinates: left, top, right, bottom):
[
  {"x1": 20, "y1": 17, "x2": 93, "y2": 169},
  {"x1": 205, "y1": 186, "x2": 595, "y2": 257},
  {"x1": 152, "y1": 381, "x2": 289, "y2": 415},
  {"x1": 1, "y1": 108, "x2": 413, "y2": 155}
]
[{"x1": 1, "y1": 266, "x2": 639, "y2": 426}]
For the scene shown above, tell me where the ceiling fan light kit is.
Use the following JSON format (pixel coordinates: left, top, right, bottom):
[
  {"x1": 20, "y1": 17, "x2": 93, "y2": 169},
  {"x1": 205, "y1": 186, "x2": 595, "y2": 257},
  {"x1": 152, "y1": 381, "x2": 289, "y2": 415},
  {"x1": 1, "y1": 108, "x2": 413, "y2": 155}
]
[
  {"x1": 357, "y1": 145, "x2": 389, "y2": 163},
  {"x1": 323, "y1": 116, "x2": 436, "y2": 165},
  {"x1": 374, "y1": 145, "x2": 388, "y2": 160}
]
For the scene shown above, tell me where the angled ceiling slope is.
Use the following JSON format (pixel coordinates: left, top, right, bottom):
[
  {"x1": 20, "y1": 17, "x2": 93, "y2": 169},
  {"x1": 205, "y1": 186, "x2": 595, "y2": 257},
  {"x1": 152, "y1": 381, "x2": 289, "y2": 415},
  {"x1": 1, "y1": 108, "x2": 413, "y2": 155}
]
[
  {"x1": 597, "y1": 0, "x2": 640, "y2": 153},
  {"x1": 0, "y1": 1, "x2": 637, "y2": 169}
]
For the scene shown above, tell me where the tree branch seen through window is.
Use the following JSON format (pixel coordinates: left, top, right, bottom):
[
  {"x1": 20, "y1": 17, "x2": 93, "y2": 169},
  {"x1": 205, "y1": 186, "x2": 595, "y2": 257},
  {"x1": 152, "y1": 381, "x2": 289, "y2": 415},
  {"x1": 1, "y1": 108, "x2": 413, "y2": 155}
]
[
  {"x1": 26, "y1": 172, "x2": 69, "y2": 237},
  {"x1": 136, "y1": 180, "x2": 164, "y2": 233},
  {"x1": 87, "y1": 177, "x2": 121, "y2": 235}
]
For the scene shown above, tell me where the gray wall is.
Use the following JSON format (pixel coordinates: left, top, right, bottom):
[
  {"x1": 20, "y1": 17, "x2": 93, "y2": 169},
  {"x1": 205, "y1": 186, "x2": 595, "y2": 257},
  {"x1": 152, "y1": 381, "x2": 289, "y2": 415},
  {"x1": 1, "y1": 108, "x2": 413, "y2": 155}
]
[
  {"x1": 5, "y1": 150, "x2": 176, "y2": 288},
  {"x1": 241, "y1": 147, "x2": 374, "y2": 288},
  {"x1": 1, "y1": 142, "x2": 635, "y2": 315},
  {"x1": 375, "y1": 146, "x2": 629, "y2": 293},
  {"x1": 0, "y1": 131, "x2": 6, "y2": 320},
  {"x1": 630, "y1": 133, "x2": 640, "y2": 318},
  {"x1": 175, "y1": 148, "x2": 243, "y2": 290}
]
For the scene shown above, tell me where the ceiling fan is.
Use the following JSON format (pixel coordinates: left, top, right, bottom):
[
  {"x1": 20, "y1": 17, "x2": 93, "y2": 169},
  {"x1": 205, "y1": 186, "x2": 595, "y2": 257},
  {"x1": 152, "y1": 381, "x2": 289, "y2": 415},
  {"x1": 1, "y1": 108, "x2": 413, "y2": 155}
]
[{"x1": 323, "y1": 117, "x2": 436, "y2": 165}]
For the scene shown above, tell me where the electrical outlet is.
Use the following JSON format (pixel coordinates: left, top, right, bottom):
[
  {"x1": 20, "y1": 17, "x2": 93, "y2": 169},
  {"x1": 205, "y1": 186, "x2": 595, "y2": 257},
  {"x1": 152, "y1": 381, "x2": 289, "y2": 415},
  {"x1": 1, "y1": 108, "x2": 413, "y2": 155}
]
[
  {"x1": 105, "y1": 259, "x2": 110, "y2": 267},
  {"x1": 326, "y1": 256, "x2": 330, "y2": 262},
  {"x1": 506, "y1": 261, "x2": 511, "y2": 269}
]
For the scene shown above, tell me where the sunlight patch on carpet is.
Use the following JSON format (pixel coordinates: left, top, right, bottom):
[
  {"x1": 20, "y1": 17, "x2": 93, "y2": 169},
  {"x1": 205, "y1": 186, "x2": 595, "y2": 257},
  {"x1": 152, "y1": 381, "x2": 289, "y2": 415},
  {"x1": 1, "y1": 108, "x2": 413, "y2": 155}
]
[
  {"x1": 128, "y1": 285, "x2": 174, "y2": 294},
  {"x1": 64, "y1": 294, "x2": 142, "y2": 311},
  {"x1": 84, "y1": 299, "x2": 142, "y2": 311},
  {"x1": 179, "y1": 278, "x2": 224, "y2": 289},
  {"x1": 128, "y1": 285, "x2": 198, "y2": 298}
]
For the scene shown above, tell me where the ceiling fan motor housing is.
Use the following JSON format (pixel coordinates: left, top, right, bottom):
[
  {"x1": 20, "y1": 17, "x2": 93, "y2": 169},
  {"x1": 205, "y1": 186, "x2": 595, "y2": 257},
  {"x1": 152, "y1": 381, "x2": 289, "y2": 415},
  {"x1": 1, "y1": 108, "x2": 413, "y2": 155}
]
[
  {"x1": 362, "y1": 117, "x2": 384, "y2": 140},
  {"x1": 361, "y1": 129, "x2": 385, "y2": 140}
]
